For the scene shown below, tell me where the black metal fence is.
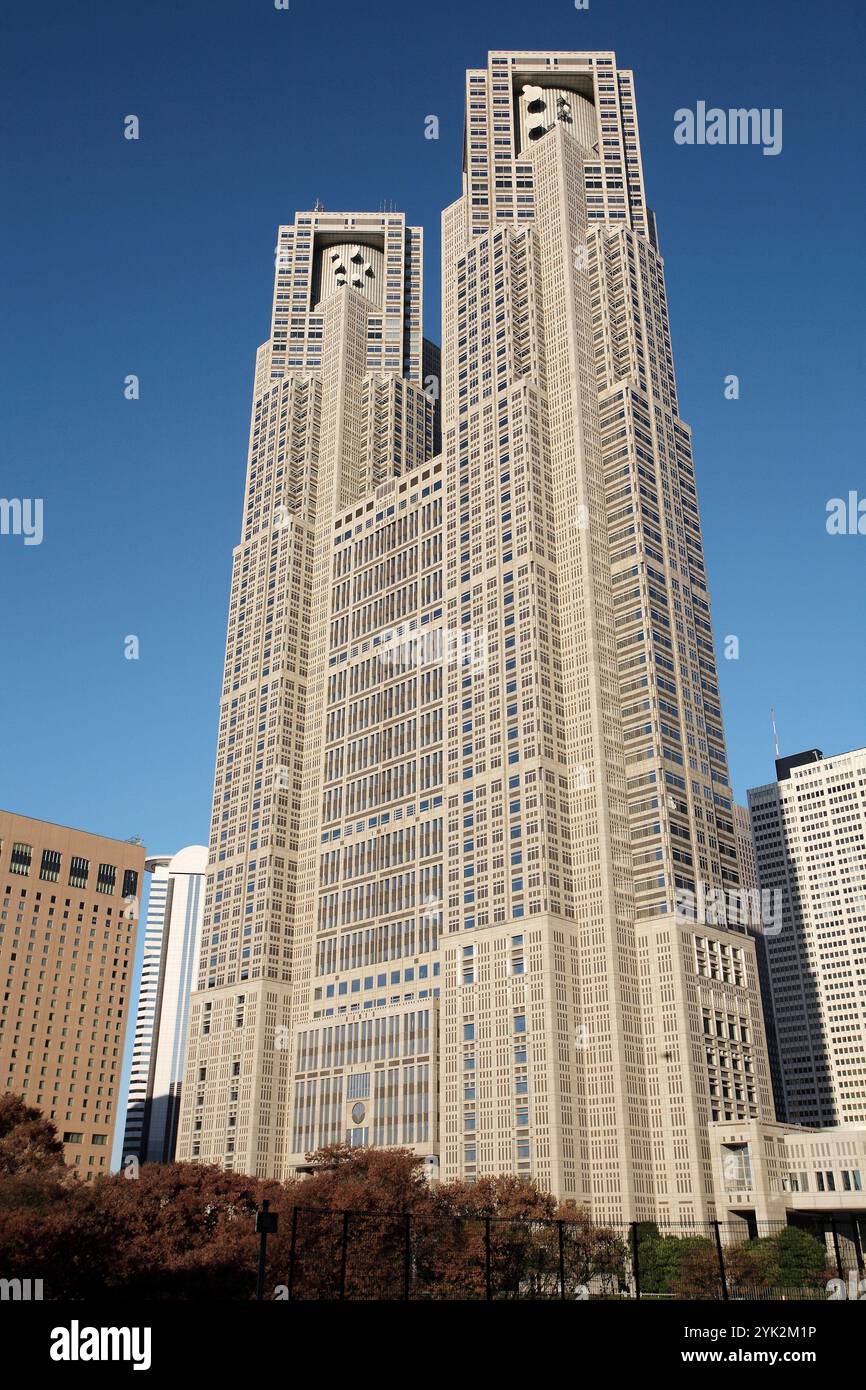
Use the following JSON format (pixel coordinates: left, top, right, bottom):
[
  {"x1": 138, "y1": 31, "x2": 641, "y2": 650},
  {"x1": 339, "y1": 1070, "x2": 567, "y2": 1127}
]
[{"x1": 275, "y1": 1208, "x2": 865, "y2": 1301}]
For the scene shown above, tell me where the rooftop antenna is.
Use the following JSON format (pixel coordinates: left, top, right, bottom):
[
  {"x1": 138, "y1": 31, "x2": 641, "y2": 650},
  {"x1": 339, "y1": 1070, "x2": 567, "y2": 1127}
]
[
  {"x1": 313, "y1": 198, "x2": 325, "y2": 212},
  {"x1": 771, "y1": 708, "x2": 780, "y2": 760}
]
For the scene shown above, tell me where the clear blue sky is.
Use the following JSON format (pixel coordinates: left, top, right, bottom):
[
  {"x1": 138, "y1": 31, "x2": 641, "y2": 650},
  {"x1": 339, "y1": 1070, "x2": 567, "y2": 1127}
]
[{"x1": 2, "y1": 0, "x2": 864, "y2": 846}]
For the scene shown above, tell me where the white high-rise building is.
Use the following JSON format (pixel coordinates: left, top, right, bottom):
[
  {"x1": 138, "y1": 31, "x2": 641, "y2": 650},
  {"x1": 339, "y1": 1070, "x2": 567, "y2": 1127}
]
[
  {"x1": 177, "y1": 50, "x2": 774, "y2": 1223},
  {"x1": 748, "y1": 747, "x2": 866, "y2": 1128},
  {"x1": 123, "y1": 847, "x2": 207, "y2": 1164}
]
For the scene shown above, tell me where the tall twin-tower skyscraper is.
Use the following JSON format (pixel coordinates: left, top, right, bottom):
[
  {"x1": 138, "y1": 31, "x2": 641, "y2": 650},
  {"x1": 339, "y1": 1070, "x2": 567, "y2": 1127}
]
[{"x1": 176, "y1": 50, "x2": 774, "y2": 1224}]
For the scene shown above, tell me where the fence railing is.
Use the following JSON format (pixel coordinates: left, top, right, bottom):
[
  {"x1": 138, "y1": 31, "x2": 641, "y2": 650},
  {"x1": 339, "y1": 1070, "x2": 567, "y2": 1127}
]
[{"x1": 272, "y1": 1208, "x2": 865, "y2": 1301}]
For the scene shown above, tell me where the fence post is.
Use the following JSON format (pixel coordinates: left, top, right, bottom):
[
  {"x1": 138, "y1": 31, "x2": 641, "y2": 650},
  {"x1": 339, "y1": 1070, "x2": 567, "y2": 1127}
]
[
  {"x1": 631, "y1": 1221, "x2": 641, "y2": 1301},
  {"x1": 404, "y1": 1212, "x2": 412, "y2": 1301},
  {"x1": 713, "y1": 1221, "x2": 729, "y2": 1301},
  {"x1": 851, "y1": 1218, "x2": 864, "y2": 1277},
  {"x1": 254, "y1": 1199, "x2": 278, "y2": 1302},
  {"x1": 287, "y1": 1206, "x2": 298, "y2": 1301},
  {"x1": 558, "y1": 1220, "x2": 566, "y2": 1301},
  {"x1": 339, "y1": 1210, "x2": 350, "y2": 1300},
  {"x1": 829, "y1": 1218, "x2": 844, "y2": 1281},
  {"x1": 484, "y1": 1216, "x2": 492, "y2": 1301}
]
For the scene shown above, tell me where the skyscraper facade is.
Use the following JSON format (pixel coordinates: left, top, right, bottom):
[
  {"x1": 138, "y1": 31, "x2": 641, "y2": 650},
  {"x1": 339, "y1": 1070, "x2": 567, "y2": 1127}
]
[
  {"x1": 177, "y1": 209, "x2": 438, "y2": 1179},
  {"x1": 122, "y1": 846, "x2": 207, "y2": 1164},
  {"x1": 178, "y1": 50, "x2": 774, "y2": 1224},
  {"x1": 748, "y1": 747, "x2": 866, "y2": 1128},
  {"x1": 735, "y1": 800, "x2": 785, "y2": 1118},
  {"x1": 0, "y1": 810, "x2": 143, "y2": 1176}
]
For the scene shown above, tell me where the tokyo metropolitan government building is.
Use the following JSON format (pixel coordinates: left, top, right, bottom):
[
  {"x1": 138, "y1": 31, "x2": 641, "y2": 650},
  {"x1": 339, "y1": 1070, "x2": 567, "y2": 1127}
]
[{"x1": 176, "y1": 51, "x2": 774, "y2": 1225}]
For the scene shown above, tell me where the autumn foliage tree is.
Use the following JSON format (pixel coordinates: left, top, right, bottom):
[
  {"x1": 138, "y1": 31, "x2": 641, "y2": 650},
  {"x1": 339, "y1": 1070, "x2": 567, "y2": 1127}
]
[
  {"x1": 275, "y1": 1145, "x2": 434, "y2": 1299},
  {"x1": 0, "y1": 1109, "x2": 636, "y2": 1300},
  {"x1": 5, "y1": 1094, "x2": 825, "y2": 1301},
  {"x1": 277, "y1": 1154, "x2": 628, "y2": 1300},
  {"x1": 0, "y1": 1094, "x2": 65, "y2": 1178}
]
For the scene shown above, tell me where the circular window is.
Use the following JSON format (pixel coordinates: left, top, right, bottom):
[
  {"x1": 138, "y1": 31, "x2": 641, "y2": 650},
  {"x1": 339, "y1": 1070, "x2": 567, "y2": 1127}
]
[{"x1": 351, "y1": 1102, "x2": 366, "y2": 1124}]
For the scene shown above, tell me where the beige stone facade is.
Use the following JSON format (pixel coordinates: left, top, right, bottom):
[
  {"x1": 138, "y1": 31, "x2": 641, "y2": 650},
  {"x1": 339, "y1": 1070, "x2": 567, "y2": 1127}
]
[
  {"x1": 178, "y1": 51, "x2": 774, "y2": 1222},
  {"x1": 709, "y1": 1117, "x2": 866, "y2": 1231}
]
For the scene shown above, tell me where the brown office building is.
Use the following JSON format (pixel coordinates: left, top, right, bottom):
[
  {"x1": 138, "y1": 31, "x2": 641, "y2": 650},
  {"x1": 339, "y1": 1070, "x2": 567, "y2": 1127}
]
[{"x1": 0, "y1": 811, "x2": 145, "y2": 1177}]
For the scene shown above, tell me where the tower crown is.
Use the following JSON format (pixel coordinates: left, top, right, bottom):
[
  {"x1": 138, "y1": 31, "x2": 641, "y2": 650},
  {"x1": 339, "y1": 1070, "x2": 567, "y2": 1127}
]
[{"x1": 270, "y1": 208, "x2": 425, "y2": 383}]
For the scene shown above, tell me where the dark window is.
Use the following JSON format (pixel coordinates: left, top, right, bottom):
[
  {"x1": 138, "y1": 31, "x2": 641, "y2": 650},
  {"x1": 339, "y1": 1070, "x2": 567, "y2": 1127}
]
[
  {"x1": 122, "y1": 868, "x2": 139, "y2": 900},
  {"x1": 10, "y1": 842, "x2": 32, "y2": 876},
  {"x1": 39, "y1": 848, "x2": 61, "y2": 883},
  {"x1": 96, "y1": 862, "x2": 117, "y2": 895},
  {"x1": 69, "y1": 856, "x2": 89, "y2": 888}
]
